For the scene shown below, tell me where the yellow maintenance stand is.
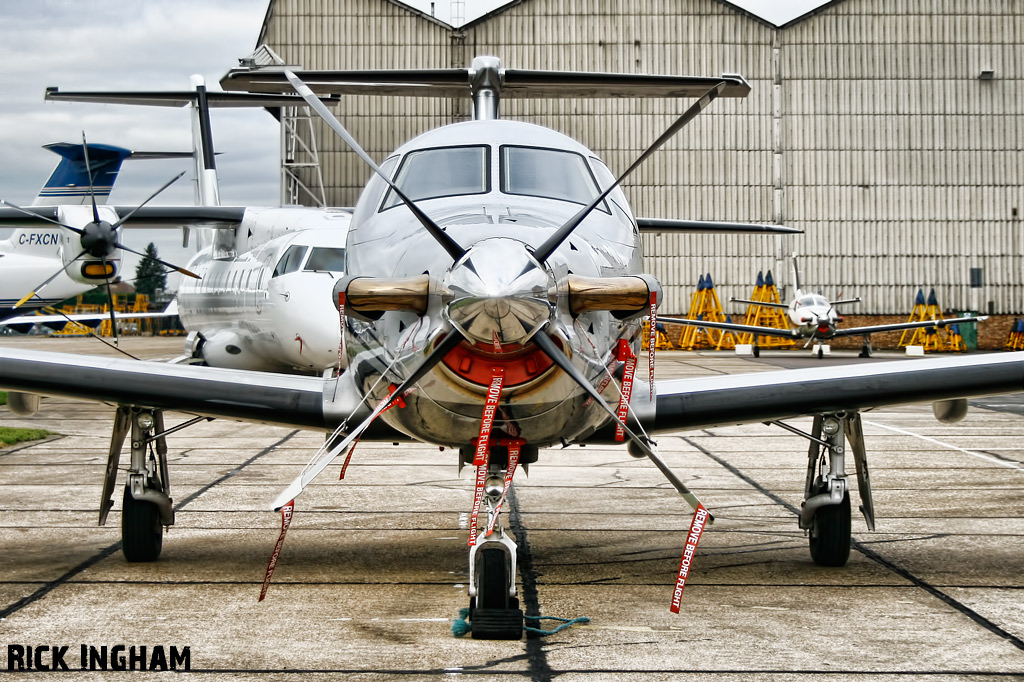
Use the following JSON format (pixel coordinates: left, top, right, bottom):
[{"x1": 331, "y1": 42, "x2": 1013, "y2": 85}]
[
  {"x1": 898, "y1": 289, "x2": 964, "y2": 352},
  {"x1": 1005, "y1": 318, "x2": 1024, "y2": 350},
  {"x1": 733, "y1": 270, "x2": 796, "y2": 349},
  {"x1": 677, "y1": 274, "x2": 736, "y2": 350}
]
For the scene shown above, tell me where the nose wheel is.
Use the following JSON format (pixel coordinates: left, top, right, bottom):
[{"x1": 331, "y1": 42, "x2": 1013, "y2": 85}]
[{"x1": 468, "y1": 543, "x2": 523, "y2": 639}]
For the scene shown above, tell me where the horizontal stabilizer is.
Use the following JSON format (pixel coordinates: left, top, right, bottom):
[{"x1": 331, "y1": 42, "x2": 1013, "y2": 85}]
[
  {"x1": 45, "y1": 87, "x2": 339, "y2": 108},
  {"x1": 637, "y1": 218, "x2": 801, "y2": 235},
  {"x1": 220, "y1": 67, "x2": 751, "y2": 99}
]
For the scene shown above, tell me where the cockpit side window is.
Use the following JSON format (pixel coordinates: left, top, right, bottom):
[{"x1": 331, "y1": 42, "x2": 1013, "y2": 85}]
[
  {"x1": 272, "y1": 245, "x2": 308, "y2": 278},
  {"x1": 500, "y1": 146, "x2": 605, "y2": 210},
  {"x1": 381, "y1": 145, "x2": 489, "y2": 210},
  {"x1": 303, "y1": 247, "x2": 346, "y2": 272}
]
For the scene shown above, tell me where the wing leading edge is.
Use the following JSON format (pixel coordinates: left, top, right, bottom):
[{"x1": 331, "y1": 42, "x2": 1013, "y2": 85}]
[{"x1": 650, "y1": 352, "x2": 1024, "y2": 432}]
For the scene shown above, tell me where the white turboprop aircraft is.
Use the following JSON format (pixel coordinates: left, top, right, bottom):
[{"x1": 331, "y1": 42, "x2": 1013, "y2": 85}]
[
  {"x1": 663, "y1": 255, "x2": 986, "y2": 358},
  {"x1": 2, "y1": 58, "x2": 1022, "y2": 641},
  {"x1": 0, "y1": 141, "x2": 192, "y2": 321}
]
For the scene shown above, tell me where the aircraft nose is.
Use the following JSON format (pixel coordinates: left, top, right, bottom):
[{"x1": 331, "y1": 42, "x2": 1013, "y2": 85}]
[{"x1": 444, "y1": 237, "x2": 553, "y2": 346}]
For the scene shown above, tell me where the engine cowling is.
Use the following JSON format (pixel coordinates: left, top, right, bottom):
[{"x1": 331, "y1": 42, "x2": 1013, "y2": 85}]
[
  {"x1": 932, "y1": 398, "x2": 968, "y2": 423},
  {"x1": 6, "y1": 392, "x2": 41, "y2": 416}
]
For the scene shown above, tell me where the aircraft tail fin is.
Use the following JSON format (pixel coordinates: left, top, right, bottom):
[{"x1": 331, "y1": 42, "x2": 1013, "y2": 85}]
[
  {"x1": 32, "y1": 142, "x2": 192, "y2": 207},
  {"x1": 33, "y1": 142, "x2": 132, "y2": 206},
  {"x1": 791, "y1": 252, "x2": 803, "y2": 293}
]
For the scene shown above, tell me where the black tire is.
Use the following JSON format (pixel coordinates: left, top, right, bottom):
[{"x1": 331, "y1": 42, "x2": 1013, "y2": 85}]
[
  {"x1": 478, "y1": 547, "x2": 509, "y2": 609},
  {"x1": 817, "y1": 347, "x2": 824, "y2": 359},
  {"x1": 471, "y1": 548, "x2": 523, "y2": 639},
  {"x1": 122, "y1": 486, "x2": 163, "y2": 562},
  {"x1": 753, "y1": 346, "x2": 760, "y2": 358},
  {"x1": 809, "y1": 491, "x2": 851, "y2": 567}
]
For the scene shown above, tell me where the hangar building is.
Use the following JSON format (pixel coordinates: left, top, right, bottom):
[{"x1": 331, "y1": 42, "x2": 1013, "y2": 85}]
[{"x1": 235, "y1": 0, "x2": 1022, "y2": 320}]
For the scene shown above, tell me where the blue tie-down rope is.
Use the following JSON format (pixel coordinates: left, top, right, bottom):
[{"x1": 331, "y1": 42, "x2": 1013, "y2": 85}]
[{"x1": 451, "y1": 608, "x2": 590, "y2": 637}]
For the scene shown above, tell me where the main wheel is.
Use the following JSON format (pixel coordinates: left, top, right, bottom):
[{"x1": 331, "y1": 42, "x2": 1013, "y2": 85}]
[
  {"x1": 753, "y1": 346, "x2": 760, "y2": 358},
  {"x1": 122, "y1": 486, "x2": 163, "y2": 562},
  {"x1": 809, "y1": 491, "x2": 851, "y2": 567}
]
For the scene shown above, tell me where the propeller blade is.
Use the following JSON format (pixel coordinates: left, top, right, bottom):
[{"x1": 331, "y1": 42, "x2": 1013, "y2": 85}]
[
  {"x1": 81, "y1": 132, "x2": 101, "y2": 224},
  {"x1": 283, "y1": 70, "x2": 467, "y2": 262},
  {"x1": 271, "y1": 330, "x2": 465, "y2": 510},
  {"x1": 117, "y1": 241, "x2": 200, "y2": 279},
  {"x1": 530, "y1": 330, "x2": 710, "y2": 517},
  {"x1": 111, "y1": 171, "x2": 186, "y2": 228},
  {"x1": 532, "y1": 81, "x2": 727, "y2": 264},
  {"x1": 101, "y1": 256, "x2": 119, "y2": 346},
  {"x1": 0, "y1": 199, "x2": 86, "y2": 235},
  {"x1": 12, "y1": 249, "x2": 88, "y2": 308}
]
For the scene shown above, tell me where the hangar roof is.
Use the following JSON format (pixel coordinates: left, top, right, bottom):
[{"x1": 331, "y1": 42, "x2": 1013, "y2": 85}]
[{"x1": 257, "y1": 0, "x2": 841, "y2": 38}]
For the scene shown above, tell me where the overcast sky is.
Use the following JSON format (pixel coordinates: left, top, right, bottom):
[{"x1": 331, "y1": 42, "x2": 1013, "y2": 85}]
[{"x1": 1, "y1": 0, "x2": 829, "y2": 289}]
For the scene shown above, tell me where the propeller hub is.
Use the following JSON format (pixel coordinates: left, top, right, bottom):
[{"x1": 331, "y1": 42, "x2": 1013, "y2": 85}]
[
  {"x1": 79, "y1": 220, "x2": 118, "y2": 258},
  {"x1": 444, "y1": 238, "x2": 554, "y2": 346}
]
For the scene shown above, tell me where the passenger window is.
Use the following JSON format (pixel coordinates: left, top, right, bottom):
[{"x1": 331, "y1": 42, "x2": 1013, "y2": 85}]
[
  {"x1": 382, "y1": 145, "x2": 489, "y2": 209},
  {"x1": 304, "y1": 247, "x2": 346, "y2": 272},
  {"x1": 272, "y1": 245, "x2": 308, "y2": 278}
]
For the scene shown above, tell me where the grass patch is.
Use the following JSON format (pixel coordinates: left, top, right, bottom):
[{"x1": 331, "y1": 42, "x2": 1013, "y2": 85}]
[
  {"x1": 0, "y1": 392, "x2": 6, "y2": 406},
  {"x1": 0, "y1": 427, "x2": 52, "y2": 447}
]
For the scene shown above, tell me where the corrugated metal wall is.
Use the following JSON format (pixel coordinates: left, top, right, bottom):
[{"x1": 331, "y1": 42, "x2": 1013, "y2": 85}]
[{"x1": 261, "y1": 0, "x2": 1023, "y2": 315}]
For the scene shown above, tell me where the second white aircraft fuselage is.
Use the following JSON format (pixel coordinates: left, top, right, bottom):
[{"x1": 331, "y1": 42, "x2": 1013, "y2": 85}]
[{"x1": 177, "y1": 207, "x2": 351, "y2": 373}]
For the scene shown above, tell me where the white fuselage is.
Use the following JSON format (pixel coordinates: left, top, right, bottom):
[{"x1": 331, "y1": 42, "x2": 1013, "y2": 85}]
[
  {"x1": 177, "y1": 207, "x2": 351, "y2": 373},
  {"x1": 787, "y1": 291, "x2": 840, "y2": 338}
]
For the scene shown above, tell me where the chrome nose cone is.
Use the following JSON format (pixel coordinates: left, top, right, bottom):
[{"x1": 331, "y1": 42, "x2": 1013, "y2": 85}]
[{"x1": 444, "y1": 238, "x2": 553, "y2": 346}]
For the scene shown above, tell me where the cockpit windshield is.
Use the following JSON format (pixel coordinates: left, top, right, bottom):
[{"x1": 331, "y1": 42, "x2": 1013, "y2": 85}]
[
  {"x1": 303, "y1": 247, "x2": 346, "y2": 272},
  {"x1": 272, "y1": 245, "x2": 307, "y2": 278},
  {"x1": 382, "y1": 145, "x2": 489, "y2": 209},
  {"x1": 797, "y1": 294, "x2": 829, "y2": 308},
  {"x1": 500, "y1": 146, "x2": 601, "y2": 206}
]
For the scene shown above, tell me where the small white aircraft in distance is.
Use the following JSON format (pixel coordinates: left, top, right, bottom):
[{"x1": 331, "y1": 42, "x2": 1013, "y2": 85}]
[
  {"x1": 663, "y1": 255, "x2": 986, "y2": 358},
  {"x1": 2, "y1": 57, "x2": 1022, "y2": 640},
  {"x1": 0, "y1": 141, "x2": 192, "y2": 321}
]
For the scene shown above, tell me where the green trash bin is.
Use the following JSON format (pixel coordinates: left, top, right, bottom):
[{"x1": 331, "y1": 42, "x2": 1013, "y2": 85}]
[{"x1": 953, "y1": 311, "x2": 979, "y2": 351}]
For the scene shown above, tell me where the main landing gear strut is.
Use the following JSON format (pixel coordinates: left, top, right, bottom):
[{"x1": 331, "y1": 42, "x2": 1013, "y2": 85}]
[
  {"x1": 774, "y1": 412, "x2": 875, "y2": 566},
  {"x1": 100, "y1": 407, "x2": 175, "y2": 562}
]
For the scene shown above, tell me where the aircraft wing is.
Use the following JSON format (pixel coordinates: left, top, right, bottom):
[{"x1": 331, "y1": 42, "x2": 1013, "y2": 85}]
[
  {"x1": 729, "y1": 298, "x2": 789, "y2": 310},
  {"x1": 659, "y1": 315, "x2": 799, "y2": 340},
  {"x1": 831, "y1": 316, "x2": 987, "y2": 339},
  {"x1": 649, "y1": 352, "x2": 1024, "y2": 432},
  {"x1": 2, "y1": 347, "x2": 1021, "y2": 442},
  {"x1": 636, "y1": 218, "x2": 801, "y2": 235}
]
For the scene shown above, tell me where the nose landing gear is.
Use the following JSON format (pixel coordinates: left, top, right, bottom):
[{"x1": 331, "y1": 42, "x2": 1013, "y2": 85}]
[{"x1": 463, "y1": 445, "x2": 524, "y2": 640}]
